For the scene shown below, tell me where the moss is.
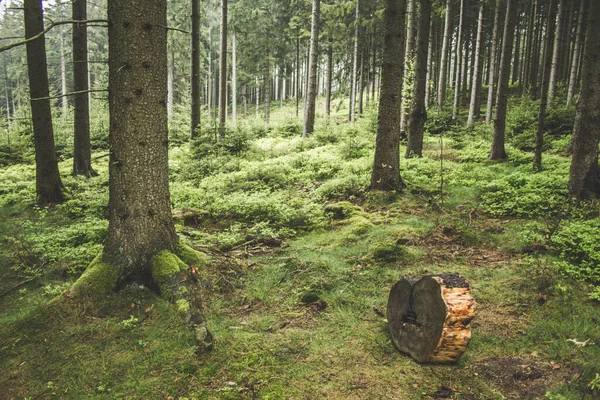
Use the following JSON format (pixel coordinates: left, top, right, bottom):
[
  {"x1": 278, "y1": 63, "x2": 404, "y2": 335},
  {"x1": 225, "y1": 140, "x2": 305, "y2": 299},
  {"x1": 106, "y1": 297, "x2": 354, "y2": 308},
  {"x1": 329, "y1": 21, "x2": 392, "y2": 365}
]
[
  {"x1": 347, "y1": 215, "x2": 374, "y2": 235},
  {"x1": 151, "y1": 250, "x2": 187, "y2": 284},
  {"x1": 176, "y1": 299, "x2": 190, "y2": 313},
  {"x1": 324, "y1": 201, "x2": 365, "y2": 220},
  {"x1": 174, "y1": 241, "x2": 210, "y2": 267},
  {"x1": 70, "y1": 253, "x2": 118, "y2": 297}
]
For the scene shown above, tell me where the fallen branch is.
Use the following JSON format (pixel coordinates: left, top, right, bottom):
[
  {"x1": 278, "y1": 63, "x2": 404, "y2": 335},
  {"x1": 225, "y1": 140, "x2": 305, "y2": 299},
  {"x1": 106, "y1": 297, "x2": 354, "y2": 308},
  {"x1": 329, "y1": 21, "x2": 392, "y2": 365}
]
[
  {"x1": 31, "y1": 89, "x2": 107, "y2": 102},
  {"x1": 0, "y1": 278, "x2": 35, "y2": 299}
]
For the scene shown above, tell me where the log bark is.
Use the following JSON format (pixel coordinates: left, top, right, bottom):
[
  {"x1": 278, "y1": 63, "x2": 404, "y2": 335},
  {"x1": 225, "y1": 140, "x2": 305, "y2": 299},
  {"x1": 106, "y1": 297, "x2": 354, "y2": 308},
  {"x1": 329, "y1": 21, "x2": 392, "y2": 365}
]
[{"x1": 387, "y1": 274, "x2": 475, "y2": 363}]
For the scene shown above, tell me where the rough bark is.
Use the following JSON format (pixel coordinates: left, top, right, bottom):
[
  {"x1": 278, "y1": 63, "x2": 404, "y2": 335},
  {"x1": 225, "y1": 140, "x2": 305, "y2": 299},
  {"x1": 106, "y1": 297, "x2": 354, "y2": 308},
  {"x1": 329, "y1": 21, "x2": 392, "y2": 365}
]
[
  {"x1": 167, "y1": 44, "x2": 174, "y2": 119},
  {"x1": 406, "y1": 0, "x2": 432, "y2": 157},
  {"x1": 402, "y1": 0, "x2": 416, "y2": 131},
  {"x1": 523, "y1": 0, "x2": 537, "y2": 91},
  {"x1": 485, "y1": 0, "x2": 502, "y2": 123},
  {"x1": 303, "y1": 0, "x2": 320, "y2": 137},
  {"x1": 467, "y1": 3, "x2": 485, "y2": 127},
  {"x1": 533, "y1": 0, "x2": 558, "y2": 171},
  {"x1": 437, "y1": 0, "x2": 452, "y2": 110},
  {"x1": 232, "y1": 27, "x2": 237, "y2": 127},
  {"x1": 325, "y1": 42, "x2": 333, "y2": 117},
  {"x1": 489, "y1": 0, "x2": 517, "y2": 161},
  {"x1": 548, "y1": 0, "x2": 564, "y2": 105},
  {"x1": 569, "y1": 0, "x2": 600, "y2": 199},
  {"x1": 349, "y1": 0, "x2": 360, "y2": 123},
  {"x1": 387, "y1": 275, "x2": 475, "y2": 363},
  {"x1": 190, "y1": 0, "x2": 201, "y2": 139},
  {"x1": 72, "y1": 0, "x2": 97, "y2": 177},
  {"x1": 567, "y1": 0, "x2": 586, "y2": 107},
  {"x1": 24, "y1": 0, "x2": 64, "y2": 204},
  {"x1": 218, "y1": 0, "x2": 228, "y2": 140},
  {"x1": 370, "y1": 0, "x2": 406, "y2": 191},
  {"x1": 452, "y1": 0, "x2": 465, "y2": 119}
]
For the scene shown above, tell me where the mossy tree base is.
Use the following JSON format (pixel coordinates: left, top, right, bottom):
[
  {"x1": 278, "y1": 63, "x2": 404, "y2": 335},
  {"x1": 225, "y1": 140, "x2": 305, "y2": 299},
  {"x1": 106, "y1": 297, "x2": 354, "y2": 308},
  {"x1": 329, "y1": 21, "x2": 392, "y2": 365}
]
[{"x1": 70, "y1": 241, "x2": 213, "y2": 352}]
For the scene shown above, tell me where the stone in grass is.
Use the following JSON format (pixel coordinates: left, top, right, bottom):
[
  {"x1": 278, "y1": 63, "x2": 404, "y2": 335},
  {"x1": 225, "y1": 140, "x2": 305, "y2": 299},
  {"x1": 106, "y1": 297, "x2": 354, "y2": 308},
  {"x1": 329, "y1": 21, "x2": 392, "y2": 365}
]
[{"x1": 387, "y1": 274, "x2": 476, "y2": 363}]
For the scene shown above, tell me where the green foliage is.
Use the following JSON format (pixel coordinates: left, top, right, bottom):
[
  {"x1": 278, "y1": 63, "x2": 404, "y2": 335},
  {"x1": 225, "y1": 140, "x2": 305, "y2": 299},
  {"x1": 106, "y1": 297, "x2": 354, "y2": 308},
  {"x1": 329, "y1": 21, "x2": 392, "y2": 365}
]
[{"x1": 553, "y1": 220, "x2": 600, "y2": 283}]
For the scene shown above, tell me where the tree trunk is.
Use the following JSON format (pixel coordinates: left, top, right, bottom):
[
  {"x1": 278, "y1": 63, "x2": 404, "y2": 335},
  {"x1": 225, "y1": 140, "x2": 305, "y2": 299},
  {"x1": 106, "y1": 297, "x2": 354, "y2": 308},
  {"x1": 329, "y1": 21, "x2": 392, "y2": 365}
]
[
  {"x1": 264, "y1": 44, "x2": 271, "y2": 124},
  {"x1": 567, "y1": 0, "x2": 586, "y2": 107},
  {"x1": 72, "y1": 0, "x2": 97, "y2": 177},
  {"x1": 370, "y1": 0, "x2": 406, "y2": 191},
  {"x1": 437, "y1": 0, "x2": 452, "y2": 110},
  {"x1": 490, "y1": 0, "x2": 517, "y2": 161},
  {"x1": 569, "y1": 0, "x2": 600, "y2": 199},
  {"x1": 295, "y1": 34, "x2": 300, "y2": 117},
  {"x1": 406, "y1": 0, "x2": 432, "y2": 157},
  {"x1": 452, "y1": 0, "x2": 465, "y2": 119},
  {"x1": 218, "y1": 0, "x2": 228, "y2": 140},
  {"x1": 512, "y1": 15, "x2": 521, "y2": 85},
  {"x1": 402, "y1": 0, "x2": 416, "y2": 131},
  {"x1": 548, "y1": 0, "x2": 564, "y2": 105},
  {"x1": 303, "y1": 0, "x2": 320, "y2": 137},
  {"x1": 325, "y1": 42, "x2": 333, "y2": 117},
  {"x1": 349, "y1": 0, "x2": 360, "y2": 123},
  {"x1": 59, "y1": 27, "x2": 68, "y2": 117},
  {"x1": 232, "y1": 27, "x2": 237, "y2": 127},
  {"x1": 485, "y1": 0, "x2": 502, "y2": 124},
  {"x1": 533, "y1": 0, "x2": 559, "y2": 171},
  {"x1": 24, "y1": 0, "x2": 64, "y2": 204},
  {"x1": 523, "y1": 0, "x2": 537, "y2": 91},
  {"x1": 467, "y1": 3, "x2": 485, "y2": 127},
  {"x1": 190, "y1": 0, "x2": 201, "y2": 139},
  {"x1": 71, "y1": 0, "x2": 212, "y2": 352},
  {"x1": 425, "y1": 18, "x2": 434, "y2": 107},
  {"x1": 387, "y1": 274, "x2": 475, "y2": 363},
  {"x1": 167, "y1": 44, "x2": 174, "y2": 119}
]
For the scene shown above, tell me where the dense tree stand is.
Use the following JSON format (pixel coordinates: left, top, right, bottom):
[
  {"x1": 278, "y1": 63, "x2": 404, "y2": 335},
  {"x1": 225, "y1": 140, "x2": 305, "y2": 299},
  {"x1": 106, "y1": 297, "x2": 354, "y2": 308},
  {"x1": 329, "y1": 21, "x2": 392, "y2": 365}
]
[{"x1": 70, "y1": 0, "x2": 212, "y2": 352}]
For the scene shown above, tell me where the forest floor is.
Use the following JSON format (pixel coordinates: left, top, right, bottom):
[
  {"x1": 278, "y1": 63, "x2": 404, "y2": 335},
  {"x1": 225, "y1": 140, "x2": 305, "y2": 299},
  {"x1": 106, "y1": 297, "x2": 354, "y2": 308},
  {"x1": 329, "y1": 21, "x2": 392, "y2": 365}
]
[{"x1": 1, "y1": 103, "x2": 600, "y2": 399}]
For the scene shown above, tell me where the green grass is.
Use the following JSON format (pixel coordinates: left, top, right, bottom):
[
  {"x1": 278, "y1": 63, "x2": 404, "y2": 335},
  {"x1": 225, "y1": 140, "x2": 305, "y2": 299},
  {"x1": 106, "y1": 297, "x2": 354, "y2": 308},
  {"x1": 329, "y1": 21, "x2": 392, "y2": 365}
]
[{"x1": 1, "y1": 98, "x2": 599, "y2": 399}]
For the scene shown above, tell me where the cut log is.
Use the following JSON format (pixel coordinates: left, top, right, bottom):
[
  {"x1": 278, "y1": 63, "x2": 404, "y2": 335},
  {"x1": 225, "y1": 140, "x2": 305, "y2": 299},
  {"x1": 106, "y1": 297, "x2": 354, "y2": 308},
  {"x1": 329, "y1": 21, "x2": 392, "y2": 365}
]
[{"x1": 387, "y1": 273, "x2": 475, "y2": 363}]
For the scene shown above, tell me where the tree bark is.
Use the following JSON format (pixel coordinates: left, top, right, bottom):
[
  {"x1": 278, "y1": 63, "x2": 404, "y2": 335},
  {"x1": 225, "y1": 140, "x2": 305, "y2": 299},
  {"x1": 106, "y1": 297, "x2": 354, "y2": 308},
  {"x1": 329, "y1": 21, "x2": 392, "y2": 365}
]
[
  {"x1": 167, "y1": 44, "x2": 174, "y2": 119},
  {"x1": 406, "y1": 0, "x2": 432, "y2": 157},
  {"x1": 485, "y1": 0, "x2": 502, "y2": 124},
  {"x1": 190, "y1": 0, "x2": 201, "y2": 139},
  {"x1": 548, "y1": 0, "x2": 564, "y2": 105},
  {"x1": 490, "y1": 0, "x2": 517, "y2": 161},
  {"x1": 467, "y1": 3, "x2": 485, "y2": 127},
  {"x1": 387, "y1": 275, "x2": 475, "y2": 363},
  {"x1": 569, "y1": 0, "x2": 600, "y2": 199},
  {"x1": 370, "y1": 0, "x2": 406, "y2": 191},
  {"x1": 24, "y1": 0, "x2": 64, "y2": 204},
  {"x1": 303, "y1": 0, "x2": 320, "y2": 137},
  {"x1": 533, "y1": 0, "x2": 559, "y2": 171},
  {"x1": 232, "y1": 27, "x2": 237, "y2": 127},
  {"x1": 523, "y1": 0, "x2": 537, "y2": 91},
  {"x1": 452, "y1": 0, "x2": 465, "y2": 119},
  {"x1": 72, "y1": 0, "x2": 97, "y2": 177},
  {"x1": 349, "y1": 0, "x2": 360, "y2": 123},
  {"x1": 567, "y1": 0, "x2": 586, "y2": 107},
  {"x1": 218, "y1": 0, "x2": 228, "y2": 140},
  {"x1": 402, "y1": 0, "x2": 416, "y2": 131},
  {"x1": 325, "y1": 42, "x2": 333, "y2": 117},
  {"x1": 437, "y1": 0, "x2": 452, "y2": 110}
]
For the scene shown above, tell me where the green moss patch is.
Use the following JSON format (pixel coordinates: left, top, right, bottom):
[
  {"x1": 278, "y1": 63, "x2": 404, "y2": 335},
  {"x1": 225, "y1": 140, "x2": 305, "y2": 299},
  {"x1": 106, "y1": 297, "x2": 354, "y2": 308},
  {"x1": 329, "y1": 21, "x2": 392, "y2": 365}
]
[{"x1": 70, "y1": 253, "x2": 118, "y2": 297}]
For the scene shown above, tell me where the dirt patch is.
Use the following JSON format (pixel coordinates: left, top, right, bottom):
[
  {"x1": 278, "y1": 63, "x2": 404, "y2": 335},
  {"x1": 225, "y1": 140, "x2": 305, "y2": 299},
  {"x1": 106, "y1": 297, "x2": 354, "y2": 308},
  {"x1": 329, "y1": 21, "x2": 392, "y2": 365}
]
[
  {"x1": 472, "y1": 302, "x2": 530, "y2": 338},
  {"x1": 472, "y1": 357, "x2": 570, "y2": 399}
]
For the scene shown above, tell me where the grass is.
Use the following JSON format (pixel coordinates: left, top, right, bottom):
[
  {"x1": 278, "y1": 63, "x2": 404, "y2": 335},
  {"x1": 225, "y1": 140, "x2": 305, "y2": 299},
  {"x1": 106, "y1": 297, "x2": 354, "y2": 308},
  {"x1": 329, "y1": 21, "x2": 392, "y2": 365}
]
[{"x1": 1, "y1": 98, "x2": 599, "y2": 399}]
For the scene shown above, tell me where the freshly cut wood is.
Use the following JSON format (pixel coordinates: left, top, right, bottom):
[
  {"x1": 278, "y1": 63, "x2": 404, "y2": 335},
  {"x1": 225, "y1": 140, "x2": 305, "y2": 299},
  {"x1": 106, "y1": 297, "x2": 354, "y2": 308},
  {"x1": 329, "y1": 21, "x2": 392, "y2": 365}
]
[{"x1": 387, "y1": 274, "x2": 475, "y2": 363}]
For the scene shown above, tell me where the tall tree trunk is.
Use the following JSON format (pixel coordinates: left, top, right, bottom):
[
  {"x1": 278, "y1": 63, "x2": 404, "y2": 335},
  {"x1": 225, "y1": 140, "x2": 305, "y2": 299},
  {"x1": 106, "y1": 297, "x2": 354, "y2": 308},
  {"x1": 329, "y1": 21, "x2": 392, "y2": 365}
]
[
  {"x1": 218, "y1": 0, "x2": 228, "y2": 140},
  {"x1": 303, "y1": 0, "x2": 320, "y2": 137},
  {"x1": 453, "y1": 0, "x2": 465, "y2": 119},
  {"x1": 370, "y1": 0, "x2": 406, "y2": 191},
  {"x1": 567, "y1": 0, "x2": 586, "y2": 107},
  {"x1": 72, "y1": 0, "x2": 97, "y2": 177},
  {"x1": 295, "y1": 34, "x2": 300, "y2": 117},
  {"x1": 425, "y1": 17, "x2": 434, "y2": 107},
  {"x1": 523, "y1": 0, "x2": 537, "y2": 91},
  {"x1": 359, "y1": 50, "x2": 365, "y2": 116},
  {"x1": 489, "y1": 0, "x2": 517, "y2": 161},
  {"x1": 569, "y1": 0, "x2": 600, "y2": 199},
  {"x1": 512, "y1": 15, "x2": 521, "y2": 84},
  {"x1": 59, "y1": 30, "x2": 68, "y2": 117},
  {"x1": 402, "y1": 0, "x2": 416, "y2": 131},
  {"x1": 548, "y1": 0, "x2": 564, "y2": 105},
  {"x1": 406, "y1": 0, "x2": 432, "y2": 157},
  {"x1": 533, "y1": 0, "x2": 559, "y2": 170},
  {"x1": 349, "y1": 0, "x2": 360, "y2": 122},
  {"x1": 24, "y1": 0, "x2": 64, "y2": 204},
  {"x1": 73, "y1": 0, "x2": 212, "y2": 351},
  {"x1": 167, "y1": 44, "x2": 174, "y2": 119},
  {"x1": 190, "y1": 0, "x2": 201, "y2": 139},
  {"x1": 437, "y1": 0, "x2": 452, "y2": 110},
  {"x1": 467, "y1": 2, "x2": 485, "y2": 127},
  {"x1": 485, "y1": 0, "x2": 502, "y2": 123},
  {"x1": 264, "y1": 44, "x2": 271, "y2": 123},
  {"x1": 325, "y1": 42, "x2": 333, "y2": 117},
  {"x1": 232, "y1": 27, "x2": 237, "y2": 127}
]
